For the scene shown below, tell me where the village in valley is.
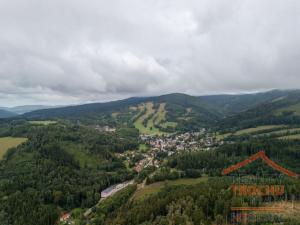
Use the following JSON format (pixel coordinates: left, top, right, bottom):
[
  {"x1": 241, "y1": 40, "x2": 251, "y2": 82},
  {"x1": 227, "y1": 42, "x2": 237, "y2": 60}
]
[{"x1": 116, "y1": 128, "x2": 221, "y2": 173}]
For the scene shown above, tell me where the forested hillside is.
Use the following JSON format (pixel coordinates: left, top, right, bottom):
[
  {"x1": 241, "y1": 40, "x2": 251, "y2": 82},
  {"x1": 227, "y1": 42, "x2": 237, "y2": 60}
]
[
  {"x1": 87, "y1": 138, "x2": 300, "y2": 225},
  {"x1": 0, "y1": 121, "x2": 139, "y2": 225},
  {"x1": 2, "y1": 90, "x2": 300, "y2": 225},
  {"x1": 0, "y1": 109, "x2": 17, "y2": 118},
  {"x1": 219, "y1": 90, "x2": 300, "y2": 130},
  {"x1": 24, "y1": 93, "x2": 221, "y2": 132},
  {"x1": 23, "y1": 90, "x2": 300, "y2": 133},
  {"x1": 199, "y1": 89, "x2": 291, "y2": 115}
]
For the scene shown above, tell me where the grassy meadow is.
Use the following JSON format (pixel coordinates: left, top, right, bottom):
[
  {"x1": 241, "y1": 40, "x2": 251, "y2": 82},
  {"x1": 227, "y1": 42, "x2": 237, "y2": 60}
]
[
  {"x1": 0, "y1": 137, "x2": 28, "y2": 159},
  {"x1": 29, "y1": 120, "x2": 57, "y2": 125}
]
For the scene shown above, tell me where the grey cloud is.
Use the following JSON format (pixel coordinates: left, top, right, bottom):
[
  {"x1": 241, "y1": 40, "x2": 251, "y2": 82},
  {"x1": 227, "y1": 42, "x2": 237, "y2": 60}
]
[{"x1": 0, "y1": 0, "x2": 300, "y2": 106}]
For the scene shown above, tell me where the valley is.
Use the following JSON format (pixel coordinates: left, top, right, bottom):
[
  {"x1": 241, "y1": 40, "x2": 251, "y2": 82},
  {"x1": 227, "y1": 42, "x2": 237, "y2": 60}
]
[{"x1": 1, "y1": 90, "x2": 300, "y2": 225}]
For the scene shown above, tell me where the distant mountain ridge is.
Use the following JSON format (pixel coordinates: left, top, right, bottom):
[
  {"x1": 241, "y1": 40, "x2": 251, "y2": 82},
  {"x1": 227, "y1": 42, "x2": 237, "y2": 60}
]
[
  {"x1": 0, "y1": 109, "x2": 17, "y2": 118},
  {"x1": 0, "y1": 105, "x2": 60, "y2": 117},
  {"x1": 19, "y1": 89, "x2": 300, "y2": 129},
  {"x1": 198, "y1": 89, "x2": 293, "y2": 116},
  {"x1": 219, "y1": 90, "x2": 300, "y2": 129},
  {"x1": 23, "y1": 93, "x2": 221, "y2": 131}
]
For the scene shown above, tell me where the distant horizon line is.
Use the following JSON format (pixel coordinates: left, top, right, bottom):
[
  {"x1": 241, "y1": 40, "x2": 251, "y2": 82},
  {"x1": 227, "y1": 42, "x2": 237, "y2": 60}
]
[{"x1": 1, "y1": 88, "x2": 298, "y2": 108}]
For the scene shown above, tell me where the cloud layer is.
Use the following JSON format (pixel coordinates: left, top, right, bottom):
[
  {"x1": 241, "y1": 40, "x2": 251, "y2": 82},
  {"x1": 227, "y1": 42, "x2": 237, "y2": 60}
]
[{"x1": 0, "y1": 0, "x2": 300, "y2": 106}]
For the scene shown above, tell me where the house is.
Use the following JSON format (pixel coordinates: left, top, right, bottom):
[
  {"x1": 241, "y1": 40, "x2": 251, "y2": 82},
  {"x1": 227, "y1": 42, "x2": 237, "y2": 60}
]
[
  {"x1": 60, "y1": 213, "x2": 71, "y2": 223},
  {"x1": 134, "y1": 164, "x2": 142, "y2": 172}
]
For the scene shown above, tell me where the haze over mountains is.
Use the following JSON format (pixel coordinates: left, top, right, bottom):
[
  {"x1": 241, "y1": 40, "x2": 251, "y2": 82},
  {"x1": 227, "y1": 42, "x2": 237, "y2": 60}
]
[
  {"x1": 0, "y1": 105, "x2": 60, "y2": 118},
  {"x1": 3, "y1": 89, "x2": 300, "y2": 131},
  {"x1": 0, "y1": 89, "x2": 293, "y2": 130}
]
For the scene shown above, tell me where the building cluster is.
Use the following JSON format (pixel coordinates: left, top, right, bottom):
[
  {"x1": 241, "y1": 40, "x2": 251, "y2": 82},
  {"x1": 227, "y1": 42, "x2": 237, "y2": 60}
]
[
  {"x1": 116, "y1": 150, "x2": 159, "y2": 173},
  {"x1": 134, "y1": 155, "x2": 159, "y2": 172},
  {"x1": 101, "y1": 180, "x2": 134, "y2": 198},
  {"x1": 140, "y1": 129, "x2": 215, "y2": 153},
  {"x1": 116, "y1": 129, "x2": 220, "y2": 173}
]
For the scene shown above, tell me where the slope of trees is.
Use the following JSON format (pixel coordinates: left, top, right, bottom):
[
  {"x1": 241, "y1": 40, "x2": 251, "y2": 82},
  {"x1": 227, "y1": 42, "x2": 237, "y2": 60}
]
[{"x1": 0, "y1": 123, "x2": 138, "y2": 225}]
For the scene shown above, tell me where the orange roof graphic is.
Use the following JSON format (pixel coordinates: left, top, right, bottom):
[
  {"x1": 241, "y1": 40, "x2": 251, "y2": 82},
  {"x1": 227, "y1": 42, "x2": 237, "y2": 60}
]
[{"x1": 222, "y1": 150, "x2": 298, "y2": 178}]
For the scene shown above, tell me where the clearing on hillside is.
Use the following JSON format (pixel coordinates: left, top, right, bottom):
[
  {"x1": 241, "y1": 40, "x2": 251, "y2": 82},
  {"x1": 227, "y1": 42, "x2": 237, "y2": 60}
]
[
  {"x1": 275, "y1": 103, "x2": 300, "y2": 116},
  {"x1": 133, "y1": 177, "x2": 207, "y2": 200},
  {"x1": 215, "y1": 125, "x2": 287, "y2": 140},
  {"x1": 134, "y1": 102, "x2": 167, "y2": 135},
  {"x1": 0, "y1": 137, "x2": 28, "y2": 159},
  {"x1": 278, "y1": 134, "x2": 300, "y2": 140},
  {"x1": 255, "y1": 127, "x2": 300, "y2": 137},
  {"x1": 160, "y1": 121, "x2": 177, "y2": 128},
  {"x1": 153, "y1": 103, "x2": 166, "y2": 125},
  {"x1": 235, "y1": 125, "x2": 285, "y2": 135},
  {"x1": 29, "y1": 120, "x2": 57, "y2": 125}
]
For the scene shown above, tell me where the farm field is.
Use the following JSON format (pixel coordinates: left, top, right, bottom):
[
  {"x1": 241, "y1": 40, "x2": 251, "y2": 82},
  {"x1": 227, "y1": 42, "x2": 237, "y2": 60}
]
[
  {"x1": 133, "y1": 177, "x2": 207, "y2": 200},
  {"x1": 0, "y1": 137, "x2": 28, "y2": 159},
  {"x1": 29, "y1": 120, "x2": 57, "y2": 125}
]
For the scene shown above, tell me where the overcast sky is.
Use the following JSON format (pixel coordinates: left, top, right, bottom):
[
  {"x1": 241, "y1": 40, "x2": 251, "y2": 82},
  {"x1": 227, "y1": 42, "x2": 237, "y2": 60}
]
[{"x1": 0, "y1": 0, "x2": 300, "y2": 106}]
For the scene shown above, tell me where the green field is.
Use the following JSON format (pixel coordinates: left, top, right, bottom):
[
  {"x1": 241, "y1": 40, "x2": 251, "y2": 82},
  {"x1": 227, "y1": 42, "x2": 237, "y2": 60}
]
[
  {"x1": 0, "y1": 137, "x2": 28, "y2": 159},
  {"x1": 215, "y1": 132, "x2": 232, "y2": 141},
  {"x1": 256, "y1": 127, "x2": 300, "y2": 137},
  {"x1": 29, "y1": 120, "x2": 57, "y2": 125},
  {"x1": 160, "y1": 121, "x2": 177, "y2": 128},
  {"x1": 153, "y1": 103, "x2": 166, "y2": 125},
  {"x1": 133, "y1": 177, "x2": 207, "y2": 200},
  {"x1": 64, "y1": 143, "x2": 105, "y2": 168},
  {"x1": 275, "y1": 103, "x2": 300, "y2": 116},
  {"x1": 134, "y1": 102, "x2": 167, "y2": 135},
  {"x1": 278, "y1": 134, "x2": 300, "y2": 140},
  {"x1": 234, "y1": 125, "x2": 285, "y2": 135},
  {"x1": 215, "y1": 125, "x2": 287, "y2": 140},
  {"x1": 138, "y1": 144, "x2": 149, "y2": 153},
  {"x1": 111, "y1": 112, "x2": 119, "y2": 118}
]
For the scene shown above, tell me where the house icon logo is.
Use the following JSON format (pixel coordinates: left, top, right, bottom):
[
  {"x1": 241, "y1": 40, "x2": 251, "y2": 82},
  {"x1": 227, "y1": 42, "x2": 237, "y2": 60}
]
[
  {"x1": 222, "y1": 150, "x2": 298, "y2": 178},
  {"x1": 222, "y1": 150, "x2": 298, "y2": 224}
]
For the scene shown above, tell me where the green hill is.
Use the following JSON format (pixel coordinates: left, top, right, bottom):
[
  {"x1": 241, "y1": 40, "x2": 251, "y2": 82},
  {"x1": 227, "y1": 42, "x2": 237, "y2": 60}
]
[
  {"x1": 24, "y1": 93, "x2": 221, "y2": 132},
  {"x1": 0, "y1": 109, "x2": 17, "y2": 118},
  {"x1": 23, "y1": 90, "x2": 300, "y2": 132},
  {"x1": 0, "y1": 122, "x2": 137, "y2": 225},
  {"x1": 199, "y1": 89, "x2": 292, "y2": 115},
  {"x1": 219, "y1": 90, "x2": 300, "y2": 129}
]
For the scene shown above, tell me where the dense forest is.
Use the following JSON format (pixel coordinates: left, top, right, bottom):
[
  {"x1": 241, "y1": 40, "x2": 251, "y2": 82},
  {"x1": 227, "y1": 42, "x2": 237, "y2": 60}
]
[
  {"x1": 0, "y1": 121, "x2": 139, "y2": 225},
  {"x1": 168, "y1": 139, "x2": 300, "y2": 176},
  {"x1": 90, "y1": 177, "x2": 300, "y2": 225},
  {"x1": 1, "y1": 90, "x2": 300, "y2": 225},
  {"x1": 1, "y1": 120, "x2": 300, "y2": 224}
]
